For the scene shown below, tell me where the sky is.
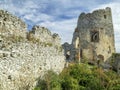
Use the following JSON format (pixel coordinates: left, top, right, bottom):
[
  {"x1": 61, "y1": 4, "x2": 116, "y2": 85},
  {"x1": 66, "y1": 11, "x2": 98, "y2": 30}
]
[{"x1": 0, "y1": 0, "x2": 120, "y2": 52}]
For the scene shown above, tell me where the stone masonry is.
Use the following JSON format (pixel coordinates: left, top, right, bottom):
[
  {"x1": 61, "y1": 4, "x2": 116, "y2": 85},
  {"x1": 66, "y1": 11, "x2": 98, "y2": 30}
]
[
  {"x1": 63, "y1": 7, "x2": 116, "y2": 64},
  {"x1": 0, "y1": 10, "x2": 65, "y2": 90},
  {"x1": 0, "y1": 10, "x2": 27, "y2": 38}
]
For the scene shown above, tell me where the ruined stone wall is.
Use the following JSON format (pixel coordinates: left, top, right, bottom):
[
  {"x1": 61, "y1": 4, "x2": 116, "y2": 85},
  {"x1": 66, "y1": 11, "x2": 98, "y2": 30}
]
[
  {"x1": 72, "y1": 7, "x2": 115, "y2": 62},
  {"x1": 0, "y1": 10, "x2": 27, "y2": 38},
  {"x1": 0, "y1": 42, "x2": 65, "y2": 90},
  {"x1": 0, "y1": 10, "x2": 65, "y2": 90},
  {"x1": 28, "y1": 25, "x2": 61, "y2": 46}
]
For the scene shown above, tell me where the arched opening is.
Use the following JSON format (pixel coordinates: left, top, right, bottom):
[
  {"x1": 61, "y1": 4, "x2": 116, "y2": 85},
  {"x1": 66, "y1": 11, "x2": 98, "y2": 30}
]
[{"x1": 91, "y1": 31, "x2": 99, "y2": 42}]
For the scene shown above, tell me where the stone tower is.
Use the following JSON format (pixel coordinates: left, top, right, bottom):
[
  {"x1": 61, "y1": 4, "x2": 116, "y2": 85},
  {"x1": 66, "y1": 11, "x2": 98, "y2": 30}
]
[{"x1": 71, "y1": 7, "x2": 115, "y2": 63}]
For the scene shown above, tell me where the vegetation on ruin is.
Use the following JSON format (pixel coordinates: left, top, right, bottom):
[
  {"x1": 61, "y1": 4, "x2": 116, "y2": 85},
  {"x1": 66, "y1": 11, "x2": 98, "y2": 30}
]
[{"x1": 34, "y1": 63, "x2": 120, "y2": 90}]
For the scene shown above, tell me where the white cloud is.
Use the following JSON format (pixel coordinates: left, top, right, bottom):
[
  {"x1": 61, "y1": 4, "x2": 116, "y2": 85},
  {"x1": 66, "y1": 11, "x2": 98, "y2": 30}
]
[
  {"x1": 39, "y1": 18, "x2": 77, "y2": 44},
  {"x1": 0, "y1": 0, "x2": 119, "y2": 52},
  {"x1": 91, "y1": 2, "x2": 120, "y2": 52},
  {"x1": 23, "y1": 13, "x2": 53, "y2": 23}
]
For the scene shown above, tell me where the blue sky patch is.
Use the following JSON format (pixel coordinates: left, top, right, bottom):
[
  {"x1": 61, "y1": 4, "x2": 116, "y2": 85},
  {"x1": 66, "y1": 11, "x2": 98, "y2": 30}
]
[{"x1": 0, "y1": 0, "x2": 120, "y2": 52}]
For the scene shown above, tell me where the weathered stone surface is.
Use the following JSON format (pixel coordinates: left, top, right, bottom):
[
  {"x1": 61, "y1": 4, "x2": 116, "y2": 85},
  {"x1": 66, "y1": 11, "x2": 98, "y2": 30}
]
[
  {"x1": 64, "y1": 7, "x2": 115, "y2": 63},
  {"x1": 0, "y1": 10, "x2": 27, "y2": 38},
  {"x1": 27, "y1": 25, "x2": 61, "y2": 46},
  {"x1": 0, "y1": 42, "x2": 65, "y2": 90},
  {"x1": 0, "y1": 10, "x2": 65, "y2": 90},
  {"x1": 52, "y1": 33, "x2": 61, "y2": 46},
  {"x1": 74, "y1": 7, "x2": 115, "y2": 62}
]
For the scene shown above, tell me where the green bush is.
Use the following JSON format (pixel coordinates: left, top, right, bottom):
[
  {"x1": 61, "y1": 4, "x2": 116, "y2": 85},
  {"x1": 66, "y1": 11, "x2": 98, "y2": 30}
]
[
  {"x1": 60, "y1": 64, "x2": 105, "y2": 90},
  {"x1": 35, "y1": 70, "x2": 61, "y2": 90},
  {"x1": 61, "y1": 75, "x2": 79, "y2": 90},
  {"x1": 34, "y1": 63, "x2": 120, "y2": 90}
]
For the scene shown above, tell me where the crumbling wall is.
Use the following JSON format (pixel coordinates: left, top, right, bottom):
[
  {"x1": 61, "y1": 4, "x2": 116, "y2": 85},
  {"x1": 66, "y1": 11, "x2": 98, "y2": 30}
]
[
  {"x1": 0, "y1": 10, "x2": 65, "y2": 90},
  {"x1": 0, "y1": 10, "x2": 27, "y2": 38},
  {"x1": 71, "y1": 7, "x2": 115, "y2": 62},
  {"x1": 27, "y1": 25, "x2": 61, "y2": 46}
]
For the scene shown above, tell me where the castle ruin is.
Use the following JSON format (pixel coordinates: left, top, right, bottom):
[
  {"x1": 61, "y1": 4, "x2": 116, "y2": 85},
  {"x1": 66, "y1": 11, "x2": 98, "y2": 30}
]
[
  {"x1": 63, "y1": 7, "x2": 116, "y2": 64},
  {"x1": 0, "y1": 10, "x2": 65, "y2": 90}
]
